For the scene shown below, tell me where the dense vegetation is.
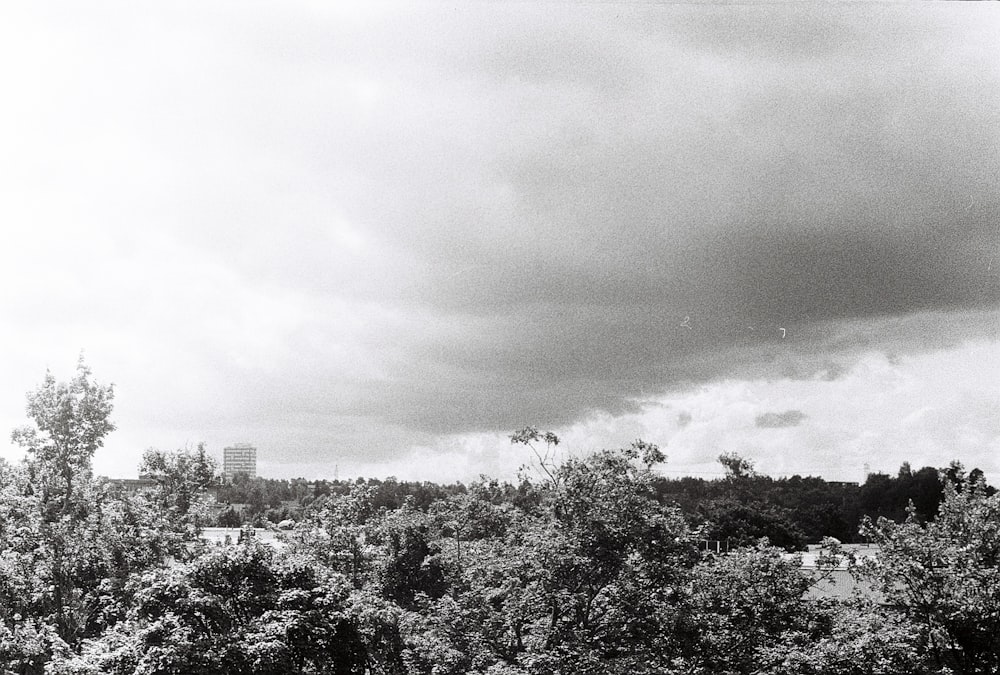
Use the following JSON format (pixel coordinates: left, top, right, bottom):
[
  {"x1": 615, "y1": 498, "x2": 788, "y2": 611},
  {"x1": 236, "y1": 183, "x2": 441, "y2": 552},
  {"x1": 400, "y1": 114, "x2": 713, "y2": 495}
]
[
  {"x1": 216, "y1": 451, "x2": 979, "y2": 552},
  {"x1": 2, "y1": 362, "x2": 999, "y2": 674}
]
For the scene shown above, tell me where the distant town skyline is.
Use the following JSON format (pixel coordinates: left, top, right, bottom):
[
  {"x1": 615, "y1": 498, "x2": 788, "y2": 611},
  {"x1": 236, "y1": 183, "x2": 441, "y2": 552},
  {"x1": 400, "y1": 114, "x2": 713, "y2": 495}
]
[{"x1": 0, "y1": 3, "x2": 997, "y2": 484}]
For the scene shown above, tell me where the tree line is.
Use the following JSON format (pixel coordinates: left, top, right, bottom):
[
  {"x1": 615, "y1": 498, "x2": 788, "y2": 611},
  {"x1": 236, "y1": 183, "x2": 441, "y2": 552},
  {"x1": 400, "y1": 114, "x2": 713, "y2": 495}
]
[
  {"x1": 2, "y1": 362, "x2": 998, "y2": 674},
  {"x1": 215, "y1": 452, "x2": 988, "y2": 554}
]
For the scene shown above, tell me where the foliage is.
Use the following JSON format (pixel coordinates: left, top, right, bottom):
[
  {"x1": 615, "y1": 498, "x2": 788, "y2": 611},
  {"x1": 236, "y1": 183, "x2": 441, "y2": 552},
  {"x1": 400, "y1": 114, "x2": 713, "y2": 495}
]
[
  {"x1": 762, "y1": 600, "x2": 926, "y2": 675},
  {"x1": 6, "y1": 359, "x2": 117, "y2": 645},
  {"x1": 138, "y1": 444, "x2": 217, "y2": 529},
  {"x1": 718, "y1": 451, "x2": 757, "y2": 480},
  {"x1": 49, "y1": 541, "x2": 368, "y2": 675},
  {"x1": 394, "y1": 439, "x2": 703, "y2": 674},
  {"x1": 510, "y1": 426, "x2": 563, "y2": 487},
  {"x1": 698, "y1": 497, "x2": 808, "y2": 552},
  {"x1": 653, "y1": 458, "x2": 985, "y2": 546},
  {"x1": 11, "y1": 357, "x2": 115, "y2": 500},
  {"x1": 673, "y1": 543, "x2": 817, "y2": 674},
  {"x1": 855, "y1": 469, "x2": 1000, "y2": 675},
  {"x1": 0, "y1": 618, "x2": 71, "y2": 675},
  {"x1": 858, "y1": 464, "x2": 943, "y2": 524},
  {"x1": 3, "y1": 365, "x2": 999, "y2": 675}
]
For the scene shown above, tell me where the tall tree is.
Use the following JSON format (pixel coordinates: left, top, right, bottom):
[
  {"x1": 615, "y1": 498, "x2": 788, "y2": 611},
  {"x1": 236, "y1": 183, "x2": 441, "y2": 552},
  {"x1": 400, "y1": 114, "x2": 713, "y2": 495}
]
[
  {"x1": 9, "y1": 357, "x2": 115, "y2": 644},
  {"x1": 12, "y1": 356, "x2": 115, "y2": 510}
]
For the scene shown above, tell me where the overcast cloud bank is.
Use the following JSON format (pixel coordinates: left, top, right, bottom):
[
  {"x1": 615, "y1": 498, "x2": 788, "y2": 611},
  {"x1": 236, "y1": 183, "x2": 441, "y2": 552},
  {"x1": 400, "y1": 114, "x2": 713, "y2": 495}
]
[{"x1": 1, "y1": 3, "x2": 997, "y2": 481}]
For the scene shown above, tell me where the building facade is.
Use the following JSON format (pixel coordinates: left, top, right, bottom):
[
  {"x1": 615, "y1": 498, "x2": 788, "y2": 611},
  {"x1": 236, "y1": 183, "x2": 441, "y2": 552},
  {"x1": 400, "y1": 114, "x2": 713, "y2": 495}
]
[{"x1": 223, "y1": 443, "x2": 257, "y2": 481}]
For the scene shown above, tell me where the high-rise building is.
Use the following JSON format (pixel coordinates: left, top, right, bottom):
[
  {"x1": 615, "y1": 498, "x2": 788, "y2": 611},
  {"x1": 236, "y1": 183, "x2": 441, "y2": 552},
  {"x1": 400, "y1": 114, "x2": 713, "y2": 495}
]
[{"x1": 223, "y1": 443, "x2": 257, "y2": 481}]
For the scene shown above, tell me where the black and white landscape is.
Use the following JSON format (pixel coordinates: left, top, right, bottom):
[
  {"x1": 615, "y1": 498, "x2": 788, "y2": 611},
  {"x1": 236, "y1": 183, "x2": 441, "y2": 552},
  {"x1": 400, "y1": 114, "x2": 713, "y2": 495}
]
[{"x1": 0, "y1": 3, "x2": 998, "y2": 674}]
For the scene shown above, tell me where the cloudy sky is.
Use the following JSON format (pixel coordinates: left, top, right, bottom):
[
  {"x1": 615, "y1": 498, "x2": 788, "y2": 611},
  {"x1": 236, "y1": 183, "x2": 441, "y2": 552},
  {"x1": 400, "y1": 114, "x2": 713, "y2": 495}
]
[{"x1": 1, "y1": 2, "x2": 997, "y2": 483}]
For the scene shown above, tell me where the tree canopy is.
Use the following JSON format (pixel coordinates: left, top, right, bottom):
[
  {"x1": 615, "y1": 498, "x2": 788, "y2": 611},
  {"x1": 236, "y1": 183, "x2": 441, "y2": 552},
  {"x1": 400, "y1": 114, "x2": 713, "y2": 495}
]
[{"x1": 1, "y1": 367, "x2": 997, "y2": 674}]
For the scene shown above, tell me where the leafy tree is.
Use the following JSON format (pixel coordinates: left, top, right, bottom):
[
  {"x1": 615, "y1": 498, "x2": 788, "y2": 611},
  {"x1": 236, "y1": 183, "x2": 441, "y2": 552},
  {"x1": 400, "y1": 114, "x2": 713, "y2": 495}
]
[
  {"x1": 49, "y1": 541, "x2": 368, "y2": 675},
  {"x1": 510, "y1": 426, "x2": 563, "y2": 488},
  {"x1": 1, "y1": 360, "x2": 182, "y2": 664},
  {"x1": 768, "y1": 475, "x2": 858, "y2": 544},
  {"x1": 762, "y1": 599, "x2": 926, "y2": 675},
  {"x1": 673, "y1": 543, "x2": 816, "y2": 674},
  {"x1": 11, "y1": 357, "x2": 115, "y2": 509},
  {"x1": 138, "y1": 444, "x2": 218, "y2": 539},
  {"x1": 0, "y1": 618, "x2": 72, "y2": 675},
  {"x1": 8, "y1": 358, "x2": 115, "y2": 645},
  {"x1": 718, "y1": 451, "x2": 757, "y2": 480},
  {"x1": 399, "y1": 439, "x2": 700, "y2": 674},
  {"x1": 289, "y1": 483, "x2": 382, "y2": 590},
  {"x1": 855, "y1": 469, "x2": 1000, "y2": 674},
  {"x1": 699, "y1": 498, "x2": 808, "y2": 552},
  {"x1": 376, "y1": 504, "x2": 447, "y2": 608},
  {"x1": 859, "y1": 465, "x2": 943, "y2": 524}
]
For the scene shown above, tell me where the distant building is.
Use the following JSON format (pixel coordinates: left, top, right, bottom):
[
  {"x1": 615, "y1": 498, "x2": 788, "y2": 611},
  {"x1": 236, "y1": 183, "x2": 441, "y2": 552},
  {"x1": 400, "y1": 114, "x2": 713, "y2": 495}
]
[{"x1": 223, "y1": 443, "x2": 257, "y2": 481}]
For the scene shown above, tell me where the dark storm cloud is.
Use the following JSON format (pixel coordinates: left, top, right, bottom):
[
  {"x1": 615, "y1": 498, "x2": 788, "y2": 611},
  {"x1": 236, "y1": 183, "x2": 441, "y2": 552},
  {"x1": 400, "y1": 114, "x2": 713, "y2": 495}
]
[
  {"x1": 8, "y1": 3, "x2": 995, "y2": 474},
  {"x1": 233, "y1": 4, "x2": 998, "y2": 453},
  {"x1": 708, "y1": 216, "x2": 999, "y2": 325},
  {"x1": 756, "y1": 410, "x2": 808, "y2": 429},
  {"x1": 230, "y1": 5, "x2": 996, "y2": 328},
  {"x1": 364, "y1": 6, "x2": 999, "y2": 429}
]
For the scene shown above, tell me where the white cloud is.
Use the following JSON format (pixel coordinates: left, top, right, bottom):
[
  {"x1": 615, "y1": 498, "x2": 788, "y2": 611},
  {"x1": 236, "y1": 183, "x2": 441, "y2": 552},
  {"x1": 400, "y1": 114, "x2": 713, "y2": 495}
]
[{"x1": 385, "y1": 340, "x2": 999, "y2": 485}]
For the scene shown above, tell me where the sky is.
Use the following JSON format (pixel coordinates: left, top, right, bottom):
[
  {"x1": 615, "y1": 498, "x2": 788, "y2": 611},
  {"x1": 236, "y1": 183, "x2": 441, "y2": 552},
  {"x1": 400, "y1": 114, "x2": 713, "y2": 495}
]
[{"x1": 0, "y1": 2, "x2": 997, "y2": 484}]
